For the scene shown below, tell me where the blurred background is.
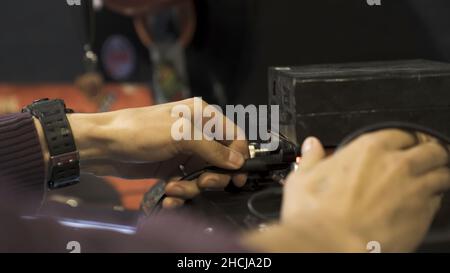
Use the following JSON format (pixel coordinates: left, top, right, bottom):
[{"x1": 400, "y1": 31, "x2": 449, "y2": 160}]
[{"x1": 1, "y1": 0, "x2": 450, "y2": 212}]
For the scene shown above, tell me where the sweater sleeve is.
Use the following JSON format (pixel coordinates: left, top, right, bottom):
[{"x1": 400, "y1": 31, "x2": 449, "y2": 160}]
[{"x1": 0, "y1": 112, "x2": 45, "y2": 208}]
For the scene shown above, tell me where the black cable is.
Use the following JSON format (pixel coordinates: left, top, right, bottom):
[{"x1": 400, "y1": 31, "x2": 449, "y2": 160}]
[
  {"x1": 338, "y1": 121, "x2": 450, "y2": 149},
  {"x1": 247, "y1": 187, "x2": 282, "y2": 221},
  {"x1": 150, "y1": 122, "x2": 450, "y2": 220},
  {"x1": 247, "y1": 121, "x2": 450, "y2": 221}
]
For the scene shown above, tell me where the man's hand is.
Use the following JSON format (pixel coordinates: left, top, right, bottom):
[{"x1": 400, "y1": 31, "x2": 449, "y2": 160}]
[
  {"x1": 65, "y1": 98, "x2": 248, "y2": 208},
  {"x1": 244, "y1": 130, "x2": 449, "y2": 252}
]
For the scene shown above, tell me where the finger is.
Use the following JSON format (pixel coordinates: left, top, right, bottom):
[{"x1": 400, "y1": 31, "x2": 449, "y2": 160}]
[
  {"x1": 195, "y1": 98, "x2": 247, "y2": 143},
  {"x1": 180, "y1": 126, "x2": 245, "y2": 170},
  {"x1": 232, "y1": 173, "x2": 247, "y2": 188},
  {"x1": 162, "y1": 197, "x2": 185, "y2": 209},
  {"x1": 402, "y1": 142, "x2": 449, "y2": 175},
  {"x1": 197, "y1": 170, "x2": 247, "y2": 189},
  {"x1": 165, "y1": 180, "x2": 201, "y2": 199},
  {"x1": 228, "y1": 140, "x2": 249, "y2": 187},
  {"x1": 198, "y1": 172, "x2": 231, "y2": 189},
  {"x1": 228, "y1": 139, "x2": 250, "y2": 159},
  {"x1": 180, "y1": 98, "x2": 248, "y2": 169},
  {"x1": 416, "y1": 167, "x2": 450, "y2": 196},
  {"x1": 428, "y1": 196, "x2": 443, "y2": 216},
  {"x1": 184, "y1": 140, "x2": 248, "y2": 188},
  {"x1": 359, "y1": 129, "x2": 417, "y2": 150},
  {"x1": 299, "y1": 137, "x2": 326, "y2": 171}
]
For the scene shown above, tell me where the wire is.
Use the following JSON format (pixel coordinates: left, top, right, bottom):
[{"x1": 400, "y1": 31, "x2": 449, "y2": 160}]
[
  {"x1": 247, "y1": 187, "x2": 283, "y2": 221},
  {"x1": 148, "y1": 122, "x2": 450, "y2": 221},
  {"x1": 247, "y1": 121, "x2": 450, "y2": 221},
  {"x1": 338, "y1": 121, "x2": 450, "y2": 149},
  {"x1": 148, "y1": 131, "x2": 298, "y2": 216}
]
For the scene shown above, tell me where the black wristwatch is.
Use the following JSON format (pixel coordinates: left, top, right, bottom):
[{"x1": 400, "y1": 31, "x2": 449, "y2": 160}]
[{"x1": 23, "y1": 98, "x2": 80, "y2": 190}]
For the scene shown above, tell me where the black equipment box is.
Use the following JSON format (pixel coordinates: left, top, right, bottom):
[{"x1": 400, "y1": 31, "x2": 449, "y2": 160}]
[{"x1": 269, "y1": 59, "x2": 450, "y2": 147}]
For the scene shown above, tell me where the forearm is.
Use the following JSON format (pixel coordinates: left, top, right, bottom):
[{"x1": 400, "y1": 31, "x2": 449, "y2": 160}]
[{"x1": 67, "y1": 112, "x2": 116, "y2": 161}]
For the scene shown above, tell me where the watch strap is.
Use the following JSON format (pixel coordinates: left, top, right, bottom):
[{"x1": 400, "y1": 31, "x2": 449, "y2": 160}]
[{"x1": 23, "y1": 99, "x2": 80, "y2": 189}]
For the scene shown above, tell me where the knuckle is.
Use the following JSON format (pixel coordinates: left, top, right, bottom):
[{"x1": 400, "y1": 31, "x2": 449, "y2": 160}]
[
  {"x1": 394, "y1": 155, "x2": 415, "y2": 175},
  {"x1": 212, "y1": 146, "x2": 228, "y2": 160},
  {"x1": 439, "y1": 168, "x2": 450, "y2": 183},
  {"x1": 391, "y1": 129, "x2": 410, "y2": 139},
  {"x1": 232, "y1": 140, "x2": 250, "y2": 156},
  {"x1": 386, "y1": 153, "x2": 401, "y2": 169},
  {"x1": 198, "y1": 98, "x2": 209, "y2": 107},
  {"x1": 185, "y1": 97, "x2": 195, "y2": 105},
  {"x1": 357, "y1": 132, "x2": 378, "y2": 144},
  {"x1": 185, "y1": 185, "x2": 199, "y2": 197},
  {"x1": 185, "y1": 97, "x2": 209, "y2": 108},
  {"x1": 175, "y1": 138, "x2": 189, "y2": 152},
  {"x1": 426, "y1": 142, "x2": 443, "y2": 154},
  {"x1": 433, "y1": 143, "x2": 449, "y2": 162},
  {"x1": 358, "y1": 135, "x2": 380, "y2": 152},
  {"x1": 444, "y1": 168, "x2": 450, "y2": 177}
]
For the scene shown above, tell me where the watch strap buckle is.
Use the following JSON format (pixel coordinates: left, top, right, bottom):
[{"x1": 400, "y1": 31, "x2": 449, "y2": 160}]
[{"x1": 50, "y1": 151, "x2": 79, "y2": 168}]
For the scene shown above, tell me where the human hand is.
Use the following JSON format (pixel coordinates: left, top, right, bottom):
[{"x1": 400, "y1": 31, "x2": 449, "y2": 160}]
[
  {"x1": 244, "y1": 130, "x2": 449, "y2": 252},
  {"x1": 64, "y1": 98, "x2": 249, "y2": 208}
]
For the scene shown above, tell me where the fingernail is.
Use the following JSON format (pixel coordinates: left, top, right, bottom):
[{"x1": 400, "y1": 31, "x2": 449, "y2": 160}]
[
  {"x1": 166, "y1": 199, "x2": 183, "y2": 209},
  {"x1": 201, "y1": 179, "x2": 219, "y2": 188},
  {"x1": 302, "y1": 137, "x2": 314, "y2": 155},
  {"x1": 172, "y1": 199, "x2": 184, "y2": 208},
  {"x1": 229, "y1": 150, "x2": 245, "y2": 168},
  {"x1": 233, "y1": 174, "x2": 247, "y2": 188},
  {"x1": 169, "y1": 185, "x2": 184, "y2": 196}
]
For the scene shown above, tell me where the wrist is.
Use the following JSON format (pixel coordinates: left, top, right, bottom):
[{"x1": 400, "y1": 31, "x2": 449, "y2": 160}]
[{"x1": 66, "y1": 112, "x2": 115, "y2": 162}]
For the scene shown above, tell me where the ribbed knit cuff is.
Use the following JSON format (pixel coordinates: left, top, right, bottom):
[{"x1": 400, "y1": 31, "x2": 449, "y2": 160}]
[{"x1": 0, "y1": 113, "x2": 45, "y2": 209}]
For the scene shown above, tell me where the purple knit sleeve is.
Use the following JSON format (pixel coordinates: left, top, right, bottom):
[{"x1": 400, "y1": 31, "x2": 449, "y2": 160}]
[{"x1": 0, "y1": 112, "x2": 45, "y2": 208}]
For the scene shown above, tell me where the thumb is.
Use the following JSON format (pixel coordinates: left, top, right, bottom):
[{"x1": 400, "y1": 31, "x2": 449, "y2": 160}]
[
  {"x1": 299, "y1": 137, "x2": 326, "y2": 171},
  {"x1": 182, "y1": 139, "x2": 245, "y2": 170}
]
